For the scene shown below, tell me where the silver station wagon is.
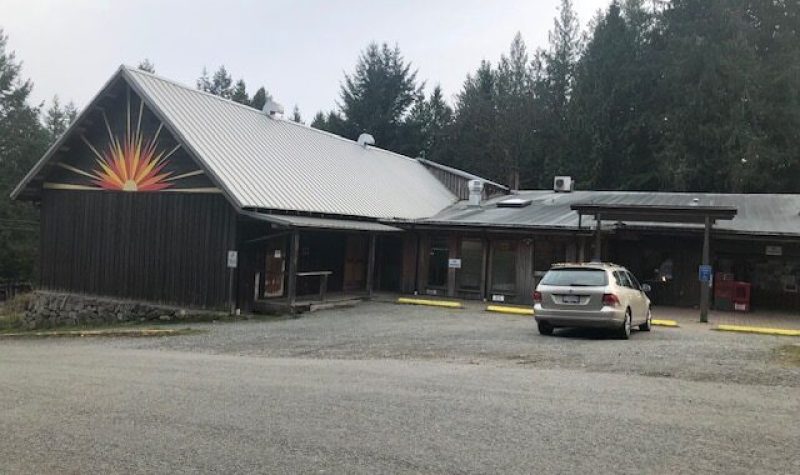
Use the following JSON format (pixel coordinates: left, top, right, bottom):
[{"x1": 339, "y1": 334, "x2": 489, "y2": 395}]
[{"x1": 533, "y1": 263, "x2": 652, "y2": 339}]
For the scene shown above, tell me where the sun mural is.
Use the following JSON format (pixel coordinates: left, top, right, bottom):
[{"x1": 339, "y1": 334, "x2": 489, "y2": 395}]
[{"x1": 48, "y1": 89, "x2": 212, "y2": 193}]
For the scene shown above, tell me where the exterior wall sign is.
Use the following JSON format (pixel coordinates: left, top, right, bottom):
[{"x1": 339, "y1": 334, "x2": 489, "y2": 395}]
[
  {"x1": 698, "y1": 264, "x2": 713, "y2": 283},
  {"x1": 765, "y1": 245, "x2": 783, "y2": 256},
  {"x1": 448, "y1": 258, "x2": 462, "y2": 269},
  {"x1": 227, "y1": 250, "x2": 238, "y2": 268}
]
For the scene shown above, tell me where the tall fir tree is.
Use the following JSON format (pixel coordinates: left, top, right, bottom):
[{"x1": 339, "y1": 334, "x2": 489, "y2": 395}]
[
  {"x1": 0, "y1": 30, "x2": 50, "y2": 280},
  {"x1": 334, "y1": 42, "x2": 420, "y2": 151},
  {"x1": 536, "y1": 0, "x2": 582, "y2": 184},
  {"x1": 231, "y1": 79, "x2": 249, "y2": 105}
]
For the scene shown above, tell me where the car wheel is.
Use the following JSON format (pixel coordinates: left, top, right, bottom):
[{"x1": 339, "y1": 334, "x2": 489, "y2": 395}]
[
  {"x1": 538, "y1": 321, "x2": 554, "y2": 336},
  {"x1": 639, "y1": 308, "x2": 652, "y2": 332},
  {"x1": 618, "y1": 309, "x2": 632, "y2": 340}
]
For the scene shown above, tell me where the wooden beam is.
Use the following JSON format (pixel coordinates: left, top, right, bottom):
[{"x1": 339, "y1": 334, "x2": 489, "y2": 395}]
[
  {"x1": 366, "y1": 233, "x2": 377, "y2": 297},
  {"x1": 287, "y1": 230, "x2": 300, "y2": 307}
]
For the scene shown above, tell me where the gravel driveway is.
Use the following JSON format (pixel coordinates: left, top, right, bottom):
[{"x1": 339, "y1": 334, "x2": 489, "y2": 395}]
[
  {"x1": 1, "y1": 301, "x2": 798, "y2": 474},
  {"x1": 114, "y1": 301, "x2": 799, "y2": 387}
]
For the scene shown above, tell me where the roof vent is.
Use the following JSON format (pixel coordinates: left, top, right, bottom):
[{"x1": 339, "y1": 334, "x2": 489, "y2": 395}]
[
  {"x1": 554, "y1": 176, "x2": 573, "y2": 192},
  {"x1": 497, "y1": 198, "x2": 532, "y2": 208},
  {"x1": 468, "y1": 180, "x2": 484, "y2": 206},
  {"x1": 263, "y1": 100, "x2": 284, "y2": 118},
  {"x1": 357, "y1": 133, "x2": 375, "y2": 148}
]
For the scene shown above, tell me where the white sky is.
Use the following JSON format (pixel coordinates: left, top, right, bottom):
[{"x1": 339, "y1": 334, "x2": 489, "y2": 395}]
[{"x1": 2, "y1": 0, "x2": 608, "y2": 117}]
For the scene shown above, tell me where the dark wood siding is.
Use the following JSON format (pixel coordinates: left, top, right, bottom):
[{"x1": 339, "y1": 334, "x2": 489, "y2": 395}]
[{"x1": 40, "y1": 190, "x2": 236, "y2": 308}]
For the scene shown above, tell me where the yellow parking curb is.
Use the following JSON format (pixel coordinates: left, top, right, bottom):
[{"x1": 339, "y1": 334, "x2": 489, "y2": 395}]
[
  {"x1": 714, "y1": 325, "x2": 800, "y2": 337},
  {"x1": 651, "y1": 319, "x2": 679, "y2": 327},
  {"x1": 396, "y1": 297, "x2": 463, "y2": 309},
  {"x1": 486, "y1": 305, "x2": 534, "y2": 316}
]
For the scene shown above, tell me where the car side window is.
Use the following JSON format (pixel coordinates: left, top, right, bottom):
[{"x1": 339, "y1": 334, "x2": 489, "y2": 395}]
[
  {"x1": 614, "y1": 271, "x2": 631, "y2": 288},
  {"x1": 626, "y1": 271, "x2": 641, "y2": 290}
]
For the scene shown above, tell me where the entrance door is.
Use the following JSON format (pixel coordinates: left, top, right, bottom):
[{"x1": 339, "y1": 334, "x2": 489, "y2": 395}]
[
  {"x1": 343, "y1": 235, "x2": 367, "y2": 291},
  {"x1": 264, "y1": 240, "x2": 286, "y2": 298}
]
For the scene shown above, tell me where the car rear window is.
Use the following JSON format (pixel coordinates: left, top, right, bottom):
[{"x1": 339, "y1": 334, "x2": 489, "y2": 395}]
[{"x1": 540, "y1": 268, "x2": 608, "y2": 286}]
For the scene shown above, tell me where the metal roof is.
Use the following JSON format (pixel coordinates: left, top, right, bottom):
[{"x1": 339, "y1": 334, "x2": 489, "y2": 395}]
[
  {"x1": 241, "y1": 211, "x2": 401, "y2": 232},
  {"x1": 411, "y1": 190, "x2": 800, "y2": 237},
  {"x1": 121, "y1": 67, "x2": 460, "y2": 219},
  {"x1": 122, "y1": 67, "x2": 459, "y2": 219}
]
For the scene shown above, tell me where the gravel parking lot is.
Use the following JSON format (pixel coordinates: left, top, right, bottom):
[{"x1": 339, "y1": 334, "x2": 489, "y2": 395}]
[
  {"x1": 1, "y1": 301, "x2": 798, "y2": 474},
  {"x1": 115, "y1": 301, "x2": 799, "y2": 387}
]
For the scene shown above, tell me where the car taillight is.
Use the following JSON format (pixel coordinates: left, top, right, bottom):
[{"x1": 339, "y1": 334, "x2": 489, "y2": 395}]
[
  {"x1": 602, "y1": 293, "x2": 620, "y2": 307},
  {"x1": 533, "y1": 291, "x2": 542, "y2": 303}
]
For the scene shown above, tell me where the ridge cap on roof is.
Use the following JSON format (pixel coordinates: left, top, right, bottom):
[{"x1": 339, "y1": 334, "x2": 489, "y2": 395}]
[{"x1": 124, "y1": 65, "x2": 422, "y2": 166}]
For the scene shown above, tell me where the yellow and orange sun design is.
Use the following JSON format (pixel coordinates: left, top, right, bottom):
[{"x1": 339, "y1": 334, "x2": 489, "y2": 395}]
[
  {"x1": 90, "y1": 127, "x2": 175, "y2": 192},
  {"x1": 49, "y1": 90, "x2": 207, "y2": 193}
]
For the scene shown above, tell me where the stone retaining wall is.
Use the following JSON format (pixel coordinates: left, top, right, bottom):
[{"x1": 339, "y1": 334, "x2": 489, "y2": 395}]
[{"x1": 23, "y1": 291, "x2": 225, "y2": 330}]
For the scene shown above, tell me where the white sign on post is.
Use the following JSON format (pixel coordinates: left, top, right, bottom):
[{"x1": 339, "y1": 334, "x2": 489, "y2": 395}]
[{"x1": 227, "y1": 250, "x2": 238, "y2": 268}]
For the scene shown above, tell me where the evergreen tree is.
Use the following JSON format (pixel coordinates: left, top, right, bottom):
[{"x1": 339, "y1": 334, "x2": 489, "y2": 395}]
[
  {"x1": 569, "y1": 1, "x2": 660, "y2": 190},
  {"x1": 290, "y1": 105, "x2": 303, "y2": 123},
  {"x1": 250, "y1": 87, "x2": 270, "y2": 111},
  {"x1": 337, "y1": 42, "x2": 420, "y2": 150},
  {"x1": 231, "y1": 79, "x2": 249, "y2": 105},
  {"x1": 0, "y1": 30, "x2": 49, "y2": 280},
  {"x1": 446, "y1": 61, "x2": 501, "y2": 181},
  {"x1": 537, "y1": 0, "x2": 582, "y2": 183},
  {"x1": 495, "y1": 33, "x2": 535, "y2": 189},
  {"x1": 43, "y1": 95, "x2": 78, "y2": 141},
  {"x1": 197, "y1": 65, "x2": 234, "y2": 98}
]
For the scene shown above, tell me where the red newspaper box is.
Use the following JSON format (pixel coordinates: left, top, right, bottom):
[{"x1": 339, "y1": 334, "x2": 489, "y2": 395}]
[{"x1": 733, "y1": 282, "x2": 751, "y2": 312}]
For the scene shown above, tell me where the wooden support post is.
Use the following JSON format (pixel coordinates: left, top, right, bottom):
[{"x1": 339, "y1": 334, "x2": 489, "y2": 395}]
[
  {"x1": 594, "y1": 214, "x2": 602, "y2": 261},
  {"x1": 287, "y1": 230, "x2": 299, "y2": 307},
  {"x1": 700, "y1": 216, "x2": 711, "y2": 323},
  {"x1": 366, "y1": 233, "x2": 376, "y2": 298},
  {"x1": 446, "y1": 235, "x2": 458, "y2": 298}
]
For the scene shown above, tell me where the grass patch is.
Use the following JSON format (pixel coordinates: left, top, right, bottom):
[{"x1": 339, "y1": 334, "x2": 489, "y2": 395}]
[
  {"x1": 773, "y1": 344, "x2": 800, "y2": 367},
  {"x1": 0, "y1": 293, "x2": 32, "y2": 331},
  {"x1": 0, "y1": 327, "x2": 206, "y2": 339}
]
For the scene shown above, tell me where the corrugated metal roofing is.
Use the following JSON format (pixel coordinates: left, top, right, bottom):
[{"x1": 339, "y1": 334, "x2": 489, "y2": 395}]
[
  {"x1": 418, "y1": 190, "x2": 800, "y2": 237},
  {"x1": 242, "y1": 211, "x2": 401, "y2": 232},
  {"x1": 124, "y1": 67, "x2": 457, "y2": 219}
]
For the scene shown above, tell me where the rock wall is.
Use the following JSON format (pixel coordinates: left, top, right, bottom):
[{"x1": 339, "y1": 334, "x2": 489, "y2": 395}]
[{"x1": 23, "y1": 291, "x2": 224, "y2": 329}]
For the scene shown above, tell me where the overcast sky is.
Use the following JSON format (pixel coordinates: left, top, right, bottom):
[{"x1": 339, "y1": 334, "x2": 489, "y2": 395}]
[{"x1": 2, "y1": 0, "x2": 609, "y2": 117}]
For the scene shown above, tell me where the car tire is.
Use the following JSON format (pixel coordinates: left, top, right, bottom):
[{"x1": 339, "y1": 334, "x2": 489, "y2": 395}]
[
  {"x1": 618, "y1": 309, "x2": 632, "y2": 340},
  {"x1": 639, "y1": 309, "x2": 652, "y2": 332},
  {"x1": 538, "y1": 321, "x2": 554, "y2": 336}
]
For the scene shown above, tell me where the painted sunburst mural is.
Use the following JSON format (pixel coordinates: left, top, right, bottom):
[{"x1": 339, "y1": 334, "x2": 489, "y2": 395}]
[{"x1": 48, "y1": 89, "x2": 212, "y2": 193}]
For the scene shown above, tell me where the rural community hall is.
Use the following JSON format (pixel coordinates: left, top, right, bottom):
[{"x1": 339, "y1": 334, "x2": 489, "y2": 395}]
[{"x1": 11, "y1": 66, "x2": 800, "y2": 314}]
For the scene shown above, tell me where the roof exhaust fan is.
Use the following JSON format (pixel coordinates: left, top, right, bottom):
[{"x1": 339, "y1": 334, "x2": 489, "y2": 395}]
[
  {"x1": 357, "y1": 133, "x2": 375, "y2": 148},
  {"x1": 263, "y1": 100, "x2": 284, "y2": 118}
]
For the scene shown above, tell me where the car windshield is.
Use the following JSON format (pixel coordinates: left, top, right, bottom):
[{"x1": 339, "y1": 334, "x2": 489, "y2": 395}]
[{"x1": 540, "y1": 268, "x2": 608, "y2": 286}]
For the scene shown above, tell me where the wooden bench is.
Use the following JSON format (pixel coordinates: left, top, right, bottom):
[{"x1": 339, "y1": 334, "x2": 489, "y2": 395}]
[{"x1": 296, "y1": 271, "x2": 333, "y2": 302}]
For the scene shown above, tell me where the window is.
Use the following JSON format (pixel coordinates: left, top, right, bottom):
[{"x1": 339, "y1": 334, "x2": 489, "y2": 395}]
[
  {"x1": 458, "y1": 239, "x2": 483, "y2": 291},
  {"x1": 427, "y1": 238, "x2": 449, "y2": 288},
  {"x1": 626, "y1": 271, "x2": 642, "y2": 290},
  {"x1": 490, "y1": 241, "x2": 517, "y2": 293},
  {"x1": 613, "y1": 270, "x2": 634, "y2": 289},
  {"x1": 541, "y1": 268, "x2": 608, "y2": 286}
]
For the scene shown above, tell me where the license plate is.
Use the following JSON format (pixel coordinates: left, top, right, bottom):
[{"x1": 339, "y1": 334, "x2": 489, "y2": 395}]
[{"x1": 562, "y1": 295, "x2": 580, "y2": 304}]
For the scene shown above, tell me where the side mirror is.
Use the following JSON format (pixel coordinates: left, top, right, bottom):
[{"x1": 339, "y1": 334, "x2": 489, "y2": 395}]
[{"x1": 641, "y1": 283, "x2": 652, "y2": 293}]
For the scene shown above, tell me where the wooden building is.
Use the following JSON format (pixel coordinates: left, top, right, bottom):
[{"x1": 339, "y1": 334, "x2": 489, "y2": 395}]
[{"x1": 12, "y1": 66, "x2": 800, "y2": 314}]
